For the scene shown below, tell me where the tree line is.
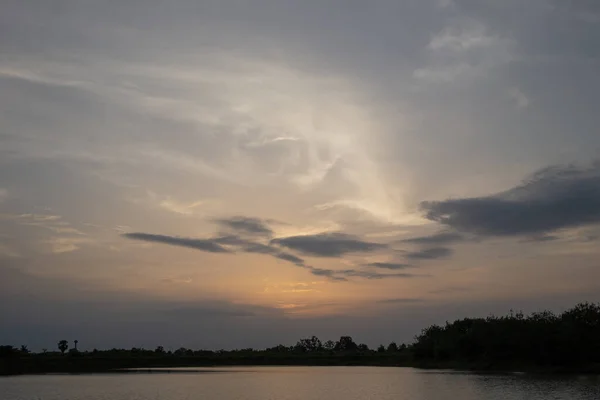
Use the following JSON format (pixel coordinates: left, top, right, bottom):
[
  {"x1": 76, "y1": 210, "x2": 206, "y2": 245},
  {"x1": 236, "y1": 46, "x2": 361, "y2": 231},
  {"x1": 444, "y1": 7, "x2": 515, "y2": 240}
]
[
  {"x1": 411, "y1": 302, "x2": 600, "y2": 368},
  {"x1": 1, "y1": 335, "x2": 408, "y2": 358},
  {"x1": 2, "y1": 302, "x2": 600, "y2": 374}
]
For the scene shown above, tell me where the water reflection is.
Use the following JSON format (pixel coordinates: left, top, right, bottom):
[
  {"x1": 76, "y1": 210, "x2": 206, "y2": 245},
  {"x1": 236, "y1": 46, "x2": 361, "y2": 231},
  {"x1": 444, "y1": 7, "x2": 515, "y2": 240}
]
[{"x1": 1, "y1": 367, "x2": 598, "y2": 400}]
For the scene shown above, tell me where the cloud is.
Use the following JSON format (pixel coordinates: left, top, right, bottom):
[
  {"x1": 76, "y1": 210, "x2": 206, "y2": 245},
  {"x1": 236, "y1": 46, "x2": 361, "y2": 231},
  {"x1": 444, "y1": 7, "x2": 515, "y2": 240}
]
[
  {"x1": 212, "y1": 235, "x2": 250, "y2": 246},
  {"x1": 508, "y1": 87, "x2": 530, "y2": 109},
  {"x1": 0, "y1": 243, "x2": 20, "y2": 258},
  {"x1": 275, "y1": 252, "x2": 306, "y2": 266},
  {"x1": 340, "y1": 270, "x2": 420, "y2": 280},
  {"x1": 213, "y1": 237, "x2": 308, "y2": 267},
  {"x1": 522, "y1": 234, "x2": 560, "y2": 243},
  {"x1": 421, "y1": 163, "x2": 600, "y2": 237},
  {"x1": 123, "y1": 230, "x2": 309, "y2": 270},
  {"x1": 366, "y1": 262, "x2": 414, "y2": 270},
  {"x1": 405, "y1": 247, "x2": 453, "y2": 260},
  {"x1": 309, "y1": 268, "x2": 348, "y2": 281},
  {"x1": 214, "y1": 216, "x2": 274, "y2": 236},
  {"x1": 122, "y1": 228, "x2": 419, "y2": 281},
  {"x1": 427, "y1": 23, "x2": 496, "y2": 52},
  {"x1": 401, "y1": 232, "x2": 465, "y2": 245},
  {"x1": 159, "y1": 198, "x2": 205, "y2": 215},
  {"x1": 237, "y1": 239, "x2": 308, "y2": 266},
  {"x1": 413, "y1": 63, "x2": 473, "y2": 83},
  {"x1": 0, "y1": 212, "x2": 87, "y2": 240},
  {"x1": 376, "y1": 298, "x2": 424, "y2": 304},
  {"x1": 0, "y1": 213, "x2": 61, "y2": 223},
  {"x1": 414, "y1": 19, "x2": 511, "y2": 84},
  {"x1": 123, "y1": 233, "x2": 231, "y2": 253},
  {"x1": 271, "y1": 232, "x2": 386, "y2": 257},
  {"x1": 45, "y1": 237, "x2": 93, "y2": 254},
  {"x1": 307, "y1": 266, "x2": 422, "y2": 281}
]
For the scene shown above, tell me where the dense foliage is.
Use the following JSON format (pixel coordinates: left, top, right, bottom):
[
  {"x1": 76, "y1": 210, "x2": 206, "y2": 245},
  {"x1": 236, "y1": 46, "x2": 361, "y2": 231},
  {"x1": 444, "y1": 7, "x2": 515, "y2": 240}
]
[
  {"x1": 2, "y1": 302, "x2": 600, "y2": 375},
  {"x1": 412, "y1": 302, "x2": 600, "y2": 368}
]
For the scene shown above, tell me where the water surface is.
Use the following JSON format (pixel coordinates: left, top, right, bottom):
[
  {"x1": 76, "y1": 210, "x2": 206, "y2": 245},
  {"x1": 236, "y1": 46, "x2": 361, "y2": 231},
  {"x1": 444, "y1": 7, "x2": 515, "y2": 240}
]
[{"x1": 1, "y1": 366, "x2": 599, "y2": 400}]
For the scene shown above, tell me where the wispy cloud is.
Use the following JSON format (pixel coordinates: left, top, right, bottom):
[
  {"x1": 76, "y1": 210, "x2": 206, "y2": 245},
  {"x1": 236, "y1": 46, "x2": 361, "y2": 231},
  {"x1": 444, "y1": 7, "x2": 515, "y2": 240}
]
[
  {"x1": 159, "y1": 198, "x2": 205, "y2": 215},
  {"x1": 214, "y1": 216, "x2": 274, "y2": 237},
  {"x1": 366, "y1": 262, "x2": 414, "y2": 270},
  {"x1": 414, "y1": 19, "x2": 511, "y2": 83},
  {"x1": 45, "y1": 237, "x2": 93, "y2": 254},
  {"x1": 427, "y1": 24, "x2": 496, "y2": 52},
  {"x1": 271, "y1": 232, "x2": 386, "y2": 257},
  {"x1": 0, "y1": 213, "x2": 85, "y2": 235},
  {"x1": 401, "y1": 232, "x2": 465, "y2": 245},
  {"x1": 122, "y1": 229, "x2": 417, "y2": 282},
  {"x1": 0, "y1": 243, "x2": 20, "y2": 258},
  {"x1": 123, "y1": 233, "x2": 231, "y2": 253},
  {"x1": 339, "y1": 270, "x2": 422, "y2": 280},
  {"x1": 405, "y1": 247, "x2": 453, "y2": 260},
  {"x1": 508, "y1": 87, "x2": 530, "y2": 109}
]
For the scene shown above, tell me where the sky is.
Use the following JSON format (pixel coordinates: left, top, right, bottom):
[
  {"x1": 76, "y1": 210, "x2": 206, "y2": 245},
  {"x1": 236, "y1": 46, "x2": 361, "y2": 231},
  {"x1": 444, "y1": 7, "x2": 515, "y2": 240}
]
[{"x1": 2, "y1": 0, "x2": 600, "y2": 351}]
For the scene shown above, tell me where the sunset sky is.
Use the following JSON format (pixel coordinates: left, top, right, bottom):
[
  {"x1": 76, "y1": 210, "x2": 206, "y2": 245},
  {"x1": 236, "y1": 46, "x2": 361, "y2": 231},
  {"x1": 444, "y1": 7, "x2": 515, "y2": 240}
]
[{"x1": 2, "y1": 0, "x2": 600, "y2": 350}]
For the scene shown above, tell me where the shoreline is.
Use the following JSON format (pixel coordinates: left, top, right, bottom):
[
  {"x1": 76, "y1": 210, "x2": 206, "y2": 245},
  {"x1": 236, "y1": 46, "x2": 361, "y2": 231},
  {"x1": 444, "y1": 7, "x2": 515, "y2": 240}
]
[{"x1": 3, "y1": 360, "x2": 600, "y2": 377}]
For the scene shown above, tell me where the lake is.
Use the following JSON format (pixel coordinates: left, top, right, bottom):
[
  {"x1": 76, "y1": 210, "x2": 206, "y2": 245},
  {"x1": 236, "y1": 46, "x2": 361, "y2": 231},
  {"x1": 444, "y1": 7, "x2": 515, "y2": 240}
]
[{"x1": 1, "y1": 367, "x2": 599, "y2": 400}]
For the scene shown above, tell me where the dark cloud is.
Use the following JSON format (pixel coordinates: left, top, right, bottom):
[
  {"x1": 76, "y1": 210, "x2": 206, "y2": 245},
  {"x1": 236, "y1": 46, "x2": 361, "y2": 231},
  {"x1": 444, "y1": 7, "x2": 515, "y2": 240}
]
[
  {"x1": 402, "y1": 232, "x2": 465, "y2": 245},
  {"x1": 124, "y1": 231, "x2": 309, "y2": 269},
  {"x1": 220, "y1": 238, "x2": 307, "y2": 267},
  {"x1": 214, "y1": 216, "x2": 274, "y2": 236},
  {"x1": 308, "y1": 268, "x2": 348, "y2": 281},
  {"x1": 243, "y1": 243, "x2": 307, "y2": 267},
  {"x1": 123, "y1": 233, "x2": 231, "y2": 253},
  {"x1": 241, "y1": 242, "x2": 279, "y2": 254},
  {"x1": 366, "y1": 262, "x2": 414, "y2": 270},
  {"x1": 307, "y1": 266, "x2": 422, "y2": 281},
  {"x1": 123, "y1": 230, "x2": 421, "y2": 281},
  {"x1": 212, "y1": 235, "x2": 248, "y2": 245},
  {"x1": 275, "y1": 252, "x2": 306, "y2": 266},
  {"x1": 522, "y1": 235, "x2": 560, "y2": 243},
  {"x1": 340, "y1": 270, "x2": 420, "y2": 280},
  {"x1": 271, "y1": 232, "x2": 386, "y2": 257},
  {"x1": 405, "y1": 247, "x2": 452, "y2": 260},
  {"x1": 421, "y1": 163, "x2": 600, "y2": 237}
]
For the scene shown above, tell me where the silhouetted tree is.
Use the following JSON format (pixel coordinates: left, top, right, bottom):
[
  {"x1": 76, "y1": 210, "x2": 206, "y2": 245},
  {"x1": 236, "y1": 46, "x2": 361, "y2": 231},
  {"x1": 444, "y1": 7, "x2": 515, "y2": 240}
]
[
  {"x1": 387, "y1": 342, "x2": 398, "y2": 352},
  {"x1": 58, "y1": 340, "x2": 69, "y2": 354},
  {"x1": 377, "y1": 344, "x2": 385, "y2": 353},
  {"x1": 296, "y1": 336, "x2": 322, "y2": 353},
  {"x1": 20, "y1": 345, "x2": 30, "y2": 354},
  {"x1": 0, "y1": 345, "x2": 18, "y2": 358},
  {"x1": 174, "y1": 347, "x2": 193, "y2": 356},
  {"x1": 358, "y1": 343, "x2": 369, "y2": 352},
  {"x1": 74, "y1": 340, "x2": 78, "y2": 351},
  {"x1": 155, "y1": 346, "x2": 165, "y2": 354},
  {"x1": 266, "y1": 344, "x2": 289, "y2": 353},
  {"x1": 335, "y1": 336, "x2": 357, "y2": 351},
  {"x1": 323, "y1": 340, "x2": 335, "y2": 351}
]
